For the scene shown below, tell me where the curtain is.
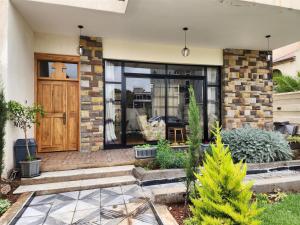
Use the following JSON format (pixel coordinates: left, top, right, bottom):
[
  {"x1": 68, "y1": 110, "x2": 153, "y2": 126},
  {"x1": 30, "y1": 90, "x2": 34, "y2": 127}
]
[{"x1": 105, "y1": 62, "x2": 117, "y2": 143}]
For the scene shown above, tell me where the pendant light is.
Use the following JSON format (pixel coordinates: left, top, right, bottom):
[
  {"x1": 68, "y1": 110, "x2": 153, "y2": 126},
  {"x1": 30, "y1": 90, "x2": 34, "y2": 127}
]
[
  {"x1": 78, "y1": 25, "x2": 84, "y2": 56},
  {"x1": 265, "y1": 35, "x2": 272, "y2": 62},
  {"x1": 182, "y1": 27, "x2": 190, "y2": 57}
]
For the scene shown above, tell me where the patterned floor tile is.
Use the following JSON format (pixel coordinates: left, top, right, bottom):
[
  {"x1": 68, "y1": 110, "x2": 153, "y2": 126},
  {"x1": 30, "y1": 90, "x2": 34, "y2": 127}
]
[
  {"x1": 101, "y1": 186, "x2": 122, "y2": 196},
  {"x1": 55, "y1": 191, "x2": 79, "y2": 202},
  {"x1": 29, "y1": 194, "x2": 57, "y2": 206},
  {"x1": 14, "y1": 216, "x2": 45, "y2": 225},
  {"x1": 49, "y1": 200, "x2": 77, "y2": 215},
  {"x1": 79, "y1": 189, "x2": 100, "y2": 200},
  {"x1": 121, "y1": 185, "x2": 144, "y2": 198},
  {"x1": 72, "y1": 208, "x2": 101, "y2": 224},
  {"x1": 76, "y1": 198, "x2": 100, "y2": 211},
  {"x1": 21, "y1": 204, "x2": 51, "y2": 217},
  {"x1": 100, "y1": 204, "x2": 127, "y2": 224},
  {"x1": 101, "y1": 193, "x2": 125, "y2": 206},
  {"x1": 43, "y1": 211, "x2": 74, "y2": 225}
]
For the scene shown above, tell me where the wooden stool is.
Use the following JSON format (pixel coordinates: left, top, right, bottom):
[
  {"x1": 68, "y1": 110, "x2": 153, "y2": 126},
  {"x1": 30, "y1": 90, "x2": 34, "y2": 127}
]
[{"x1": 173, "y1": 128, "x2": 184, "y2": 143}]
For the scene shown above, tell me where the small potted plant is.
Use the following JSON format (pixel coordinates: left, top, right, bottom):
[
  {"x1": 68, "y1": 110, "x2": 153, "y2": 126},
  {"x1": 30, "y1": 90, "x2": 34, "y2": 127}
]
[{"x1": 7, "y1": 100, "x2": 44, "y2": 178}]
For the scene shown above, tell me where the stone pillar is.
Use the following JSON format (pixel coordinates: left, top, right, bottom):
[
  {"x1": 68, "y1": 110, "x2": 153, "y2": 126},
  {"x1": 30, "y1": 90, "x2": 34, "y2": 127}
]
[
  {"x1": 80, "y1": 36, "x2": 104, "y2": 152},
  {"x1": 223, "y1": 49, "x2": 273, "y2": 130}
]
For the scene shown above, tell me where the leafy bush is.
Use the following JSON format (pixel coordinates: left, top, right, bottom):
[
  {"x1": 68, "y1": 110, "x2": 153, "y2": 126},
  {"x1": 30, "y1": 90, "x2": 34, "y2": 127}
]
[
  {"x1": 221, "y1": 126, "x2": 293, "y2": 163},
  {"x1": 0, "y1": 199, "x2": 10, "y2": 215},
  {"x1": 287, "y1": 135, "x2": 300, "y2": 143},
  {"x1": 155, "y1": 139, "x2": 187, "y2": 169},
  {"x1": 273, "y1": 72, "x2": 300, "y2": 93},
  {"x1": 185, "y1": 125, "x2": 262, "y2": 225}
]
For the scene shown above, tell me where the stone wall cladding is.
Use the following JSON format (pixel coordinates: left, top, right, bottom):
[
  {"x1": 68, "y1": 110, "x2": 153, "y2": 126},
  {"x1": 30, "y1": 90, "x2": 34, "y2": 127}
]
[
  {"x1": 80, "y1": 36, "x2": 104, "y2": 152},
  {"x1": 223, "y1": 49, "x2": 273, "y2": 130}
]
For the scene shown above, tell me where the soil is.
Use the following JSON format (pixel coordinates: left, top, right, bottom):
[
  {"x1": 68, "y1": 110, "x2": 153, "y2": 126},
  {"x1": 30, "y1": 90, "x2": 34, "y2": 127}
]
[
  {"x1": 1, "y1": 179, "x2": 21, "y2": 205},
  {"x1": 167, "y1": 203, "x2": 189, "y2": 225}
]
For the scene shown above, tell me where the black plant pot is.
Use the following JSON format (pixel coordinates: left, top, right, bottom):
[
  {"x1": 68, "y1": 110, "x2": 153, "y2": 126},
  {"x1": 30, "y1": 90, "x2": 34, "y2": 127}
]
[
  {"x1": 14, "y1": 139, "x2": 37, "y2": 168},
  {"x1": 289, "y1": 142, "x2": 300, "y2": 150}
]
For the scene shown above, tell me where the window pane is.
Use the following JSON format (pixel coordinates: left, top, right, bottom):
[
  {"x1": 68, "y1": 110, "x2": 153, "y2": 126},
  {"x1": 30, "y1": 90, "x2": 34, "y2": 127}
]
[
  {"x1": 207, "y1": 87, "x2": 220, "y2": 138},
  {"x1": 105, "y1": 84, "x2": 122, "y2": 145},
  {"x1": 167, "y1": 65, "x2": 204, "y2": 76},
  {"x1": 207, "y1": 67, "x2": 218, "y2": 85},
  {"x1": 39, "y1": 61, "x2": 78, "y2": 79},
  {"x1": 126, "y1": 77, "x2": 165, "y2": 145},
  {"x1": 124, "y1": 62, "x2": 165, "y2": 74},
  {"x1": 167, "y1": 79, "x2": 203, "y2": 144},
  {"x1": 105, "y1": 61, "x2": 122, "y2": 82}
]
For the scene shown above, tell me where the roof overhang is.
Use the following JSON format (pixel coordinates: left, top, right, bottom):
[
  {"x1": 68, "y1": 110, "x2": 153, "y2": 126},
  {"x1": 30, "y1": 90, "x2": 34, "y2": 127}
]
[{"x1": 11, "y1": 0, "x2": 300, "y2": 50}]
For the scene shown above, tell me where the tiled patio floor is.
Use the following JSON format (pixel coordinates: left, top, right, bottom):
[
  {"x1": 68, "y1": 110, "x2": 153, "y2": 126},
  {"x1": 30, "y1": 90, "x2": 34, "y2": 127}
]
[
  {"x1": 38, "y1": 148, "x2": 135, "y2": 172},
  {"x1": 15, "y1": 184, "x2": 159, "y2": 225}
]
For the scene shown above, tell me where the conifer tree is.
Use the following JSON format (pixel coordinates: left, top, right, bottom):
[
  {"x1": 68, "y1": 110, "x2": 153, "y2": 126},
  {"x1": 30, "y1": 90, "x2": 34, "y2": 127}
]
[
  {"x1": 185, "y1": 86, "x2": 202, "y2": 207},
  {"x1": 0, "y1": 85, "x2": 7, "y2": 178},
  {"x1": 185, "y1": 123, "x2": 262, "y2": 225}
]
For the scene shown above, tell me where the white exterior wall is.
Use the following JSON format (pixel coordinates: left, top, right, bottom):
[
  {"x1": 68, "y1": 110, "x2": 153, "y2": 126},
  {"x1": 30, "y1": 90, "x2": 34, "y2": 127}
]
[
  {"x1": 2, "y1": 0, "x2": 34, "y2": 178},
  {"x1": 34, "y1": 32, "x2": 78, "y2": 55},
  {"x1": 103, "y1": 39, "x2": 223, "y2": 65},
  {"x1": 273, "y1": 50, "x2": 300, "y2": 77}
]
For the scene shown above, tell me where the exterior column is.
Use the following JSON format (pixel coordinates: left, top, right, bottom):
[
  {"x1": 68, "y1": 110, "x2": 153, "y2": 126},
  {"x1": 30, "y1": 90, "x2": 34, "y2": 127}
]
[
  {"x1": 80, "y1": 36, "x2": 104, "y2": 152},
  {"x1": 222, "y1": 49, "x2": 273, "y2": 130}
]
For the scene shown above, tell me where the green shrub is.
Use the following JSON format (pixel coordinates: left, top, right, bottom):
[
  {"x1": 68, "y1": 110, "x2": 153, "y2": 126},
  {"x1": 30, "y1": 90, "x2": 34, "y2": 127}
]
[
  {"x1": 273, "y1": 72, "x2": 300, "y2": 93},
  {"x1": 185, "y1": 125, "x2": 262, "y2": 225},
  {"x1": 221, "y1": 126, "x2": 293, "y2": 163},
  {"x1": 287, "y1": 135, "x2": 300, "y2": 143},
  {"x1": 0, "y1": 199, "x2": 10, "y2": 215},
  {"x1": 155, "y1": 139, "x2": 187, "y2": 169}
]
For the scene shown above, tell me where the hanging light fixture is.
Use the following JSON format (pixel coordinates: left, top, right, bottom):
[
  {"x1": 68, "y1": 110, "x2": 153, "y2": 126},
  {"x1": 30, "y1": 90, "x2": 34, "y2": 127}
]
[
  {"x1": 181, "y1": 27, "x2": 190, "y2": 57},
  {"x1": 78, "y1": 25, "x2": 84, "y2": 56},
  {"x1": 265, "y1": 35, "x2": 272, "y2": 62}
]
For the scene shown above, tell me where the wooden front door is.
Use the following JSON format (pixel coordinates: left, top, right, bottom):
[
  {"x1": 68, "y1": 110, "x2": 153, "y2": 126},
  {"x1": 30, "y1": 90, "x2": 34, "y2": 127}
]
[
  {"x1": 36, "y1": 53, "x2": 80, "y2": 152},
  {"x1": 37, "y1": 80, "x2": 79, "y2": 152}
]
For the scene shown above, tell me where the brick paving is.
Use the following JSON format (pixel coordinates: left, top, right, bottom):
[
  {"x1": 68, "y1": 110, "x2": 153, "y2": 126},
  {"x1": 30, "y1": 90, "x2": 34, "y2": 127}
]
[{"x1": 38, "y1": 149, "x2": 135, "y2": 172}]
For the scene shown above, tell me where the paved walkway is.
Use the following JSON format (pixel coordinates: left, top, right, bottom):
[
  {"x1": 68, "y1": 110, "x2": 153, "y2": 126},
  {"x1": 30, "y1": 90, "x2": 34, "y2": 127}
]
[
  {"x1": 38, "y1": 149, "x2": 135, "y2": 172},
  {"x1": 15, "y1": 184, "x2": 159, "y2": 225}
]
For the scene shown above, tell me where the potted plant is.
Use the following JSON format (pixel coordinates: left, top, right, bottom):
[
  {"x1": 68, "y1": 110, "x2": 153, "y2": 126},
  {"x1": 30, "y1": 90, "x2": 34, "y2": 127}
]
[
  {"x1": 134, "y1": 144, "x2": 157, "y2": 159},
  {"x1": 7, "y1": 100, "x2": 44, "y2": 178}
]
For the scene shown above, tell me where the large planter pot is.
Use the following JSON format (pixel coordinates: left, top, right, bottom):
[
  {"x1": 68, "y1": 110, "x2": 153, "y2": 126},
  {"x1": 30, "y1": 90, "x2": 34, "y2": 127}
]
[
  {"x1": 19, "y1": 159, "x2": 41, "y2": 178},
  {"x1": 14, "y1": 139, "x2": 37, "y2": 168},
  {"x1": 134, "y1": 146, "x2": 157, "y2": 159}
]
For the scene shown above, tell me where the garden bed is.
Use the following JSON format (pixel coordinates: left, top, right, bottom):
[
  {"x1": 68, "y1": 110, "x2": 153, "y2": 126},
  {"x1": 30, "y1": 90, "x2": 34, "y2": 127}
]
[{"x1": 168, "y1": 194, "x2": 300, "y2": 225}]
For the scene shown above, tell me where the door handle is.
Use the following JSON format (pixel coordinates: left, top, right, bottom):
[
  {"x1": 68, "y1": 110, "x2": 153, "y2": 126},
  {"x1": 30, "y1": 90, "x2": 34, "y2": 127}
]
[{"x1": 63, "y1": 112, "x2": 66, "y2": 125}]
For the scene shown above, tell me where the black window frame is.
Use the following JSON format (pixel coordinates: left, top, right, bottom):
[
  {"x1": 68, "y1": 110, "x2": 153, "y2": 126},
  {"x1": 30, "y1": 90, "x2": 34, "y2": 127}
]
[{"x1": 103, "y1": 59, "x2": 222, "y2": 149}]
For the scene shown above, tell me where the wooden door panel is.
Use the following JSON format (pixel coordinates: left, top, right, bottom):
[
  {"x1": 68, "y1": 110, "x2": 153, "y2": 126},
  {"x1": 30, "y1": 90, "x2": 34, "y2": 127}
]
[
  {"x1": 37, "y1": 81, "x2": 66, "y2": 152},
  {"x1": 40, "y1": 117, "x2": 52, "y2": 147},
  {"x1": 66, "y1": 82, "x2": 79, "y2": 150},
  {"x1": 52, "y1": 84, "x2": 65, "y2": 113},
  {"x1": 52, "y1": 117, "x2": 65, "y2": 147}
]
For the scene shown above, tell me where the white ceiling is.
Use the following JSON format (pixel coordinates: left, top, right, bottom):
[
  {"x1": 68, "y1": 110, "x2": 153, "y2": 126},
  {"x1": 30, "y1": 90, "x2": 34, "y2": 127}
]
[{"x1": 12, "y1": 0, "x2": 300, "y2": 50}]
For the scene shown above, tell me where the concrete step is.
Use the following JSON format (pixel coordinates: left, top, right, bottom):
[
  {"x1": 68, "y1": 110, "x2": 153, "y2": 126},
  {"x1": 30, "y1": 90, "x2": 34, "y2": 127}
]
[
  {"x1": 14, "y1": 175, "x2": 137, "y2": 195},
  {"x1": 21, "y1": 165, "x2": 134, "y2": 185}
]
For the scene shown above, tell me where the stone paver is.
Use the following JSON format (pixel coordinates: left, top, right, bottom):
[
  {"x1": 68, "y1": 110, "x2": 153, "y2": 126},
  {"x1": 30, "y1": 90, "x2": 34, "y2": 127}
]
[
  {"x1": 15, "y1": 184, "x2": 163, "y2": 225},
  {"x1": 38, "y1": 148, "x2": 135, "y2": 172}
]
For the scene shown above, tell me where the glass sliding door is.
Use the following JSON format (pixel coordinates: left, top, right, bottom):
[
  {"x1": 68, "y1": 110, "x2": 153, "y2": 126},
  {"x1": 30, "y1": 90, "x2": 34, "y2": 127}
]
[
  {"x1": 167, "y1": 79, "x2": 204, "y2": 144},
  {"x1": 125, "y1": 77, "x2": 165, "y2": 145}
]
